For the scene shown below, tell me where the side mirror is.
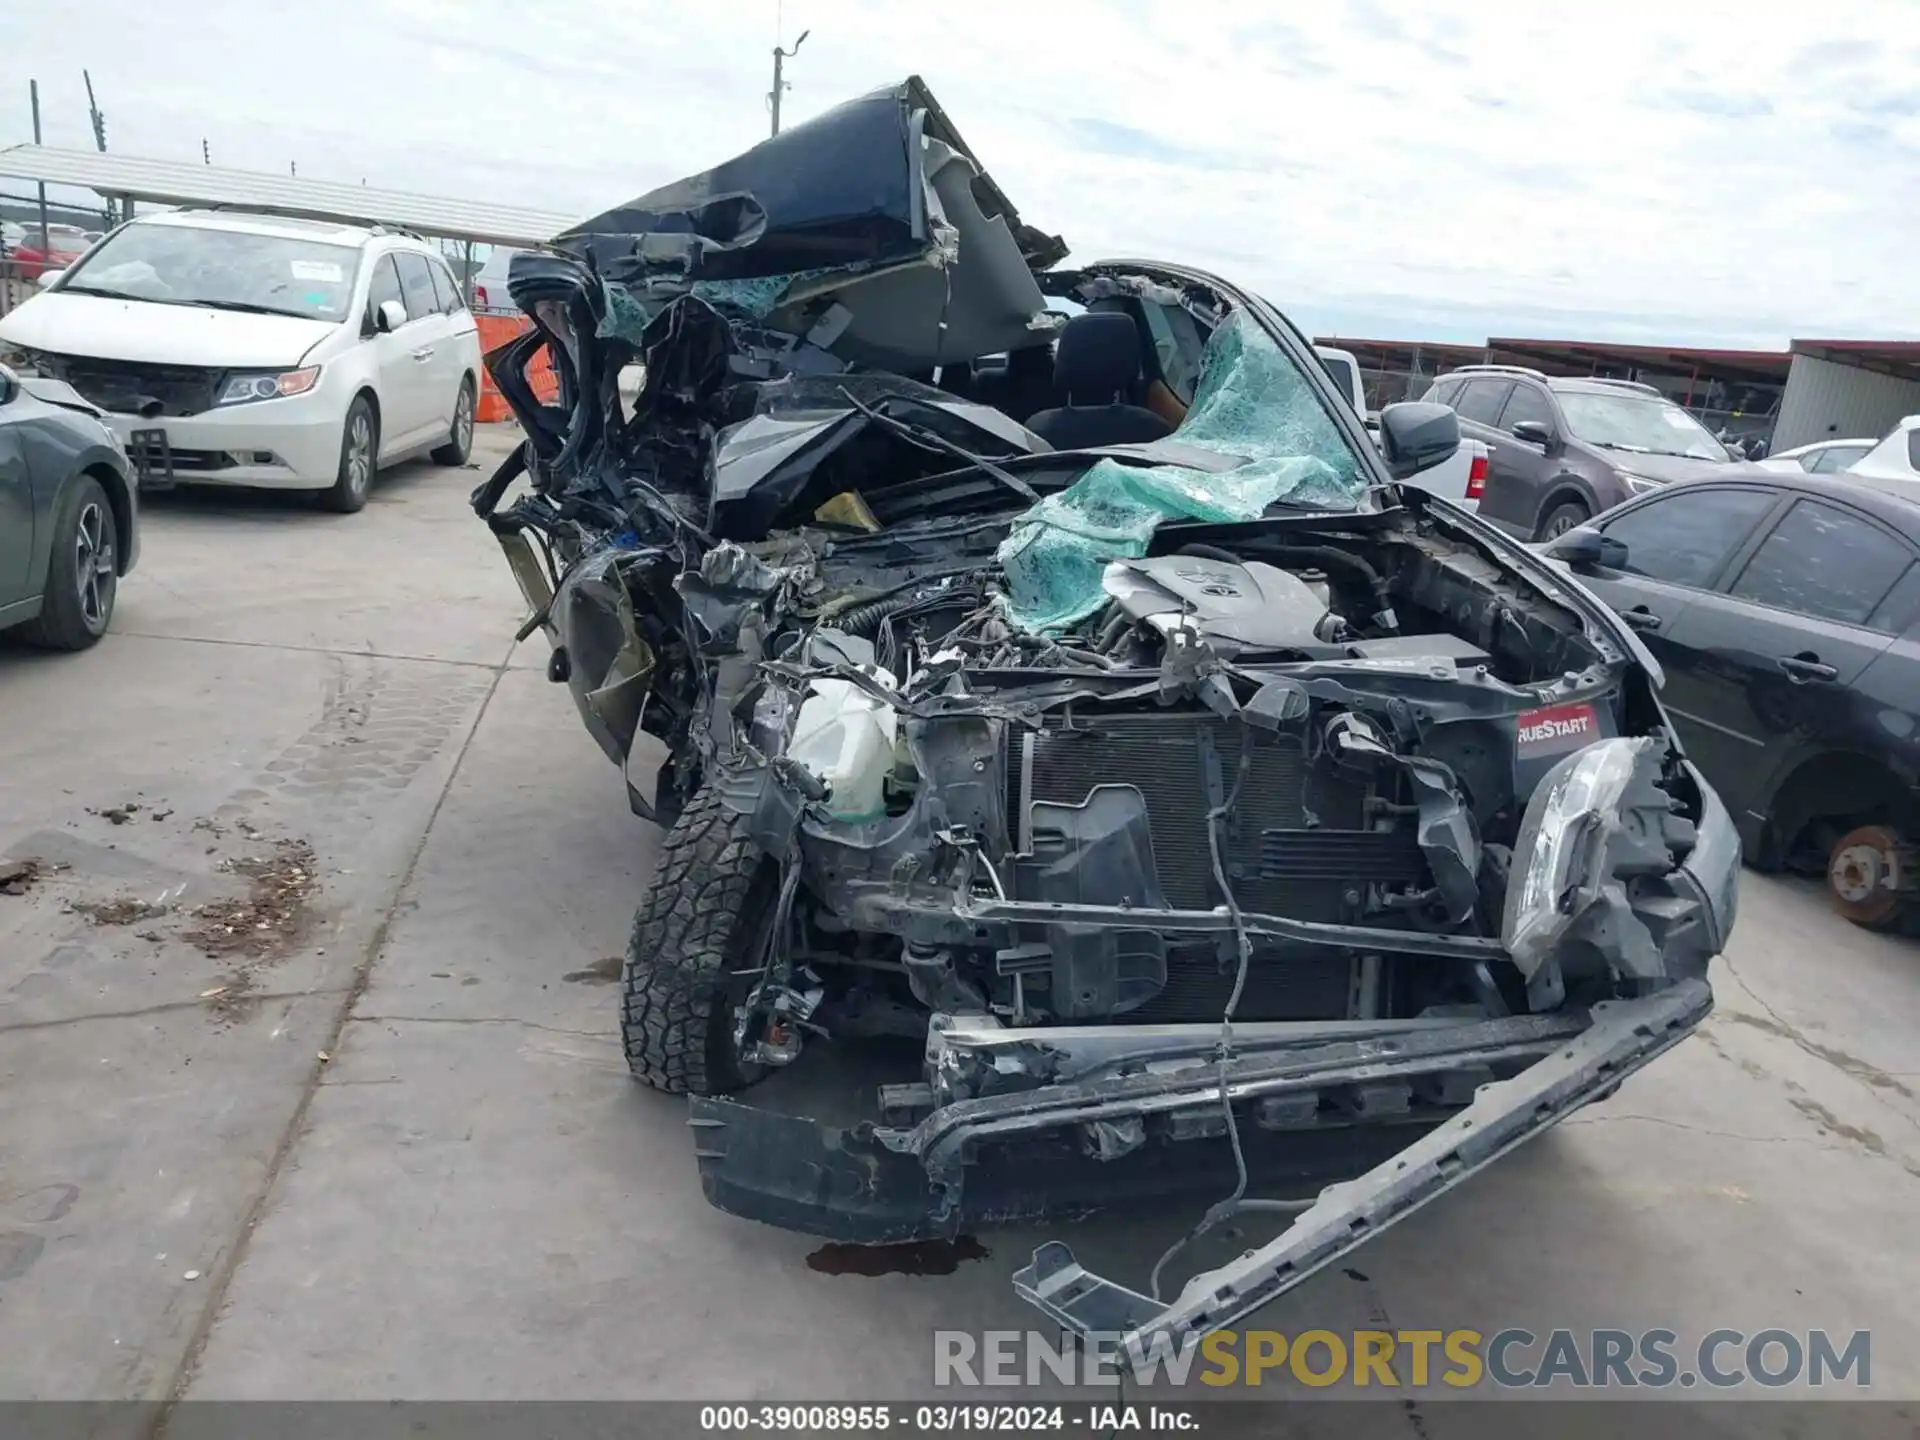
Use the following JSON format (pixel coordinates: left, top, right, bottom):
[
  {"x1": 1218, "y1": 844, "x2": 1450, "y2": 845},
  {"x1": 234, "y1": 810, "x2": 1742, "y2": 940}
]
[
  {"x1": 1378, "y1": 401, "x2": 1461, "y2": 479},
  {"x1": 376, "y1": 299, "x2": 407, "y2": 334},
  {"x1": 1544, "y1": 524, "x2": 1629, "y2": 571},
  {"x1": 1511, "y1": 419, "x2": 1554, "y2": 447},
  {"x1": 35, "y1": 268, "x2": 64, "y2": 290}
]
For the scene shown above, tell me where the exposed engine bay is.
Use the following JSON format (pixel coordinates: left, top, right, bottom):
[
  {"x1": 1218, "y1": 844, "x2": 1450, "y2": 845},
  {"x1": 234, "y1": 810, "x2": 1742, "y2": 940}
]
[{"x1": 475, "y1": 76, "x2": 1739, "y2": 1353}]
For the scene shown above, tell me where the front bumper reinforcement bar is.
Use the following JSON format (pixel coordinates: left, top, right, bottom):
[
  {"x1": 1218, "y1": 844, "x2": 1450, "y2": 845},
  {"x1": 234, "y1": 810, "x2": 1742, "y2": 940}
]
[
  {"x1": 1010, "y1": 977, "x2": 1710, "y2": 1348},
  {"x1": 687, "y1": 980, "x2": 1708, "y2": 1267}
]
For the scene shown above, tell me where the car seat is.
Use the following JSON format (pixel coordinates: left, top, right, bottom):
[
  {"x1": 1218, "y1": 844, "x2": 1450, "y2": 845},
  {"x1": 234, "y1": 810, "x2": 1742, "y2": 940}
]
[{"x1": 1025, "y1": 312, "x2": 1174, "y2": 450}]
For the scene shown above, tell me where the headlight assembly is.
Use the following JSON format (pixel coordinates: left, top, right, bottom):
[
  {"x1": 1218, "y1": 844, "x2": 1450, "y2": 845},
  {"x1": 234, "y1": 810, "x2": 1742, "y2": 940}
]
[
  {"x1": 216, "y1": 366, "x2": 320, "y2": 406},
  {"x1": 1502, "y1": 737, "x2": 1655, "y2": 977},
  {"x1": 0, "y1": 343, "x2": 46, "y2": 375}
]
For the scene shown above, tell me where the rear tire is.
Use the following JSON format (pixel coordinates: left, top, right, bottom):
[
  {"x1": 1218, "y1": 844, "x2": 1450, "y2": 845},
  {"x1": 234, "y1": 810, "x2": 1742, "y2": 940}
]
[
  {"x1": 620, "y1": 785, "x2": 777, "y2": 1095},
  {"x1": 317, "y1": 396, "x2": 378, "y2": 513},
  {"x1": 1535, "y1": 499, "x2": 1591, "y2": 541},
  {"x1": 431, "y1": 378, "x2": 475, "y2": 466},
  {"x1": 18, "y1": 474, "x2": 117, "y2": 651}
]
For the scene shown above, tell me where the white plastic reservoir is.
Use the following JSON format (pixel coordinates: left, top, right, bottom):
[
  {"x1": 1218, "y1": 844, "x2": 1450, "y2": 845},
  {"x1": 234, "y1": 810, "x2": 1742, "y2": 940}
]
[{"x1": 787, "y1": 668, "x2": 899, "y2": 822}]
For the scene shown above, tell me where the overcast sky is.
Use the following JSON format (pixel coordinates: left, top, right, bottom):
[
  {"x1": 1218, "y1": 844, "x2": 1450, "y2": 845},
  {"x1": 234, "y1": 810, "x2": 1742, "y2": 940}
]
[{"x1": 5, "y1": 0, "x2": 1917, "y2": 346}]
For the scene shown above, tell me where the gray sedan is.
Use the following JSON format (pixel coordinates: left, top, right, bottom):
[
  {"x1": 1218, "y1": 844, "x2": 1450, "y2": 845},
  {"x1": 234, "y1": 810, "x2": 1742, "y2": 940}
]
[{"x1": 0, "y1": 364, "x2": 139, "y2": 649}]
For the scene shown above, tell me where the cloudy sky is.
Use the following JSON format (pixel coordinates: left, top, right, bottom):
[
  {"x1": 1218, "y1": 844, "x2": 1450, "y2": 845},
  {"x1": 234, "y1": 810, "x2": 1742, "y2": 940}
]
[{"x1": 5, "y1": 0, "x2": 1918, "y2": 346}]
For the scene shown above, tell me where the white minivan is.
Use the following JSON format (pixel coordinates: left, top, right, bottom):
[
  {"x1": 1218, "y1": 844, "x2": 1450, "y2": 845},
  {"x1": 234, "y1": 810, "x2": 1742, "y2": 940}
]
[{"x1": 0, "y1": 210, "x2": 482, "y2": 513}]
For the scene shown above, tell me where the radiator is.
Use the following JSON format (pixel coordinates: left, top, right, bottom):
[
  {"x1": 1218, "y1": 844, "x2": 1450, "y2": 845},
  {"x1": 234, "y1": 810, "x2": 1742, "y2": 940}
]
[{"x1": 1013, "y1": 712, "x2": 1420, "y2": 1023}]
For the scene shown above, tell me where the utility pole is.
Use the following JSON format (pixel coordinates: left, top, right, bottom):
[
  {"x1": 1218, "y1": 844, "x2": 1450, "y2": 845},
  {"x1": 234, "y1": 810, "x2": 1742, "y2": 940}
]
[
  {"x1": 84, "y1": 71, "x2": 114, "y2": 226},
  {"x1": 83, "y1": 70, "x2": 106, "y2": 152},
  {"x1": 768, "y1": 27, "x2": 809, "y2": 137},
  {"x1": 29, "y1": 80, "x2": 49, "y2": 254}
]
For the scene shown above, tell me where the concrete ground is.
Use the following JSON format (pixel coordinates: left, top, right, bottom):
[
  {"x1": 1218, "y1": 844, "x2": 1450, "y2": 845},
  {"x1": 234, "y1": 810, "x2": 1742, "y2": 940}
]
[{"x1": 1, "y1": 427, "x2": 1916, "y2": 1430}]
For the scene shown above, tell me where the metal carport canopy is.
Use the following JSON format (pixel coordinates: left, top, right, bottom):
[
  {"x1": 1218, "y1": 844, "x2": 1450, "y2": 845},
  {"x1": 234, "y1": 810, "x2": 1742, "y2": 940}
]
[
  {"x1": 0, "y1": 144, "x2": 579, "y2": 248},
  {"x1": 1484, "y1": 337, "x2": 1790, "y2": 388}
]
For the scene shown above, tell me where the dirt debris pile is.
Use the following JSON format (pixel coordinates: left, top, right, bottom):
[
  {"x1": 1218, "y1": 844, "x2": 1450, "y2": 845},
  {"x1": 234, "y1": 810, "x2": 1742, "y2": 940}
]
[
  {"x1": 183, "y1": 839, "x2": 320, "y2": 960},
  {"x1": 71, "y1": 896, "x2": 171, "y2": 926}
]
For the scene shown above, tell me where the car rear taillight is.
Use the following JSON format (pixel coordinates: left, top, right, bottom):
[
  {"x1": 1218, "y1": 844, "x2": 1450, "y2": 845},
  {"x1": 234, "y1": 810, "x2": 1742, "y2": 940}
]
[
  {"x1": 474, "y1": 285, "x2": 489, "y2": 308},
  {"x1": 1465, "y1": 451, "x2": 1487, "y2": 500}
]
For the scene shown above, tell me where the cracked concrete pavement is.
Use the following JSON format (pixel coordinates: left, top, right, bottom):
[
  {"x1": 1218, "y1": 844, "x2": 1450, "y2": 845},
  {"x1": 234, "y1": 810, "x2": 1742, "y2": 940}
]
[{"x1": 2, "y1": 428, "x2": 1917, "y2": 1428}]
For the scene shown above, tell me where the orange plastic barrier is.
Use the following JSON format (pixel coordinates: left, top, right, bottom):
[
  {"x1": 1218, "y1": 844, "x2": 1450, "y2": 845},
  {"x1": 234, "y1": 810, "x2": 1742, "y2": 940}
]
[{"x1": 474, "y1": 313, "x2": 560, "y2": 423}]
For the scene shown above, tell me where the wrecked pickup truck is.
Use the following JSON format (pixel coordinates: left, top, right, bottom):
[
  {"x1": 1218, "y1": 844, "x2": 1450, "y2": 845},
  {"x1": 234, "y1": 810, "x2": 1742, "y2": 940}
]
[{"x1": 475, "y1": 77, "x2": 1738, "y2": 1352}]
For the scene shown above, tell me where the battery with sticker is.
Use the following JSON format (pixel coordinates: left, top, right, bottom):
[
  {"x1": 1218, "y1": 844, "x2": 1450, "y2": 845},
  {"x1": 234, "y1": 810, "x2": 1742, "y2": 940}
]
[{"x1": 1512, "y1": 699, "x2": 1615, "y2": 795}]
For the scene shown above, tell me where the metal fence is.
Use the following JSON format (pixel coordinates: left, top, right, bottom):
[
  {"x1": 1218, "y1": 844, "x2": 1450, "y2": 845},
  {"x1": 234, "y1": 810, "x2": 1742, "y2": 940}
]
[
  {"x1": 1355, "y1": 363, "x2": 1448, "y2": 411},
  {"x1": 0, "y1": 256, "x2": 41, "y2": 320}
]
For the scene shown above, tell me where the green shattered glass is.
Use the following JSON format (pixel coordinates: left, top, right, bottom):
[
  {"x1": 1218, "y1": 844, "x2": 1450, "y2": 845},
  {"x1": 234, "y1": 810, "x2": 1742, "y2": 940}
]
[{"x1": 998, "y1": 310, "x2": 1366, "y2": 632}]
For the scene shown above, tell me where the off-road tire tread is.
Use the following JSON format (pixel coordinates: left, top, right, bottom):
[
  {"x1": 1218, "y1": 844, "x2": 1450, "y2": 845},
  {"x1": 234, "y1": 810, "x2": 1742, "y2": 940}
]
[{"x1": 620, "y1": 785, "x2": 768, "y2": 1095}]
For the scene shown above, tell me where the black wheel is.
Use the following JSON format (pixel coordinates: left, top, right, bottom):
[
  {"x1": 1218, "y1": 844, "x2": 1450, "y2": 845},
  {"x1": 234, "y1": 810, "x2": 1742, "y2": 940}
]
[
  {"x1": 431, "y1": 378, "x2": 475, "y2": 466},
  {"x1": 1535, "y1": 499, "x2": 1591, "y2": 541},
  {"x1": 620, "y1": 785, "x2": 777, "y2": 1095},
  {"x1": 317, "y1": 395, "x2": 378, "y2": 513},
  {"x1": 19, "y1": 474, "x2": 117, "y2": 651}
]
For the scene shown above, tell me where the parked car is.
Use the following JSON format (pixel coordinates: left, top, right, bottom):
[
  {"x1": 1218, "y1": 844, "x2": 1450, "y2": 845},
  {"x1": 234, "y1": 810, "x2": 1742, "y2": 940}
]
[
  {"x1": 1759, "y1": 437, "x2": 1878, "y2": 475},
  {"x1": 1424, "y1": 365, "x2": 1744, "y2": 539},
  {"x1": 1848, "y1": 415, "x2": 1920, "y2": 485},
  {"x1": 0, "y1": 362, "x2": 138, "y2": 649},
  {"x1": 1315, "y1": 344, "x2": 1365, "y2": 414},
  {"x1": 470, "y1": 246, "x2": 523, "y2": 314},
  {"x1": 3, "y1": 223, "x2": 92, "y2": 280},
  {"x1": 476, "y1": 76, "x2": 1734, "y2": 1350},
  {"x1": 1542, "y1": 468, "x2": 1920, "y2": 928},
  {"x1": 0, "y1": 210, "x2": 482, "y2": 513},
  {"x1": 1317, "y1": 345, "x2": 1487, "y2": 508}
]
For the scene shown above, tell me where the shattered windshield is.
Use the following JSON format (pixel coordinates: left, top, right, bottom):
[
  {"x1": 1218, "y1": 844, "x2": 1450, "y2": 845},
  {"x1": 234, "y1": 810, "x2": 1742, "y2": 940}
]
[{"x1": 998, "y1": 308, "x2": 1368, "y2": 631}]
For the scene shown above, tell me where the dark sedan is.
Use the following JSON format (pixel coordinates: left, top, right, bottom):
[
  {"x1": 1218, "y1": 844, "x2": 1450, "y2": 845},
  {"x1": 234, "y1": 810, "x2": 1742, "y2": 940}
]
[
  {"x1": 1543, "y1": 469, "x2": 1920, "y2": 928},
  {"x1": 0, "y1": 363, "x2": 139, "y2": 649}
]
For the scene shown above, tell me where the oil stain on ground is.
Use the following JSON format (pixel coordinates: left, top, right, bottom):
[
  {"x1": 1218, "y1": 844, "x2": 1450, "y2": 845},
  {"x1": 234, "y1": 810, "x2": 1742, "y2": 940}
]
[
  {"x1": 563, "y1": 956, "x2": 624, "y2": 985},
  {"x1": 807, "y1": 1236, "x2": 990, "y2": 1277},
  {"x1": 1720, "y1": 1009, "x2": 1917, "y2": 1100}
]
